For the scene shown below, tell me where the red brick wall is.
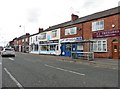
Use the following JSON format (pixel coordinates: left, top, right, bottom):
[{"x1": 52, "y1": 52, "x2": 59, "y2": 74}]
[
  {"x1": 90, "y1": 15, "x2": 118, "y2": 58},
  {"x1": 60, "y1": 14, "x2": 119, "y2": 59}
]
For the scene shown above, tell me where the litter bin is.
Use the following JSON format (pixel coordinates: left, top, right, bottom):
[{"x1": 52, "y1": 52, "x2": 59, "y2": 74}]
[
  {"x1": 88, "y1": 53, "x2": 93, "y2": 61},
  {"x1": 72, "y1": 53, "x2": 78, "y2": 59}
]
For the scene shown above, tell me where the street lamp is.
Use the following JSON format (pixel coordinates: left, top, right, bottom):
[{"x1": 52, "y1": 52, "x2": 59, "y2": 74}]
[
  {"x1": 19, "y1": 25, "x2": 26, "y2": 52},
  {"x1": 19, "y1": 25, "x2": 25, "y2": 34}
]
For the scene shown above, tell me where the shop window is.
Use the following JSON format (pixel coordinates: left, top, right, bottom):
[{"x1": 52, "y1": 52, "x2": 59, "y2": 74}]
[
  {"x1": 65, "y1": 27, "x2": 77, "y2": 35},
  {"x1": 77, "y1": 44, "x2": 83, "y2": 50},
  {"x1": 92, "y1": 40, "x2": 107, "y2": 52},
  {"x1": 92, "y1": 20, "x2": 104, "y2": 31},
  {"x1": 50, "y1": 45, "x2": 56, "y2": 51},
  {"x1": 41, "y1": 45, "x2": 48, "y2": 51},
  {"x1": 66, "y1": 44, "x2": 71, "y2": 51}
]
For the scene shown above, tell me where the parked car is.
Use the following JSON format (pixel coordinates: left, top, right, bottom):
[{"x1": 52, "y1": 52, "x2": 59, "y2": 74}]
[{"x1": 1, "y1": 48, "x2": 15, "y2": 57}]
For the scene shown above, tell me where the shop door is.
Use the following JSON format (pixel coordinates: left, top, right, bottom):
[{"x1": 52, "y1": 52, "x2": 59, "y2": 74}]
[
  {"x1": 61, "y1": 44, "x2": 65, "y2": 56},
  {"x1": 112, "y1": 42, "x2": 119, "y2": 59},
  {"x1": 61, "y1": 44, "x2": 71, "y2": 57}
]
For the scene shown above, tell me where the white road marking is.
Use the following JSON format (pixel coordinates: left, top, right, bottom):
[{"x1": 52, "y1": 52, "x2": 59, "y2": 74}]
[
  {"x1": 4, "y1": 68, "x2": 24, "y2": 88},
  {"x1": 45, "y1": 64, "x2": 85, "y2": 76},
  {"x1": 9, "y1": 58, "x2": 14, "y2": 61},
  {"x1": 0, "y1": 63, "x2": 1, "y2": 65}
]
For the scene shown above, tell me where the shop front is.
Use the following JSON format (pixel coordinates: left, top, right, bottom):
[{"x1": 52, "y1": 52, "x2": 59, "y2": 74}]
[
  {"x1": 92, "y1": 29, "x2": 120, "y2": 59},
  {"x1": 60, "y1": 37, "x2": 83, "y2": 57},
  {"x1": 39, "y1": 40, "x2": 61, "y2": 55}
]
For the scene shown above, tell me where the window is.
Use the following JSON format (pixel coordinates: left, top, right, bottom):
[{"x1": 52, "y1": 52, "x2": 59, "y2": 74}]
[
  {"x1": 77, "y1": 44, "x2": 83, "y2": 50},
  {"x1": 31, "y1": 38, "x2": 32, "y2": 42},
  {"x1": 65, "y1": 27, "x2": 77, "y2": 35},
  {"x1": 92, "y1": 40, "x2": 107, "y2": 52},
  {"x1": 41, "y1": 45, "x2": 48, "y2": 51},
  {"x1": 92, "y1": 20, "x2": 104, "y2": 31},
  {"x1": 36, "y1": 36, "x2": 38, "y2": 41},
  {"x1": 52, "y1": 30, "x2": 57, "y2": 38},
  {"x1": 40, "y1": 33, "x2": 46, "y2": 39}
]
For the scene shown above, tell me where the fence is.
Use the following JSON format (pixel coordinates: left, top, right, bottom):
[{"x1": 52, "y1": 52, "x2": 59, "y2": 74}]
[{"x1": 71, "y1": 52, "x2": 94, "y2": 61}]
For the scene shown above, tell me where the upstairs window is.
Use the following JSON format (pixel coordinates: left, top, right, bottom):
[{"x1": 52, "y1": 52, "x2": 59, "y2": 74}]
[
  {"x1": 52, "y1": 30, "x2": 57, "y2": 38},
  {"x1": 65, "y1": 27, "x2": 77, "y2": 35},
  {"x1": 92, "y1": 20, "x2": 104, "y2": 31},
  {"x1": 39, "y1": 33, "x2": 46, "y2": 40}
]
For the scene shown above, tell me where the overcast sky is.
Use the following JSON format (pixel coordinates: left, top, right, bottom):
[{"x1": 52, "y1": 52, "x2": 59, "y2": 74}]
[{"x1": 0, "y1": 0, "x2": 119, "y2": 46}]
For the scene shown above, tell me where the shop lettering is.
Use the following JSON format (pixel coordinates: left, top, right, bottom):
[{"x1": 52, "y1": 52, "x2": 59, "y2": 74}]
[{"x1": 93, "y1": 30, "x2": 120, "y2": 38}]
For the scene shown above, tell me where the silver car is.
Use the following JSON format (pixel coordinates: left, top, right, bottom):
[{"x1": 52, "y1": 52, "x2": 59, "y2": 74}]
[{"x1": 1, "y1": 48, "x2": 15, "y2": 57}]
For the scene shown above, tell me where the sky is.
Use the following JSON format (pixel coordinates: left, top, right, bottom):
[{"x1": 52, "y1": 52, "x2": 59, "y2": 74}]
[{"x1": 0, "y1": 0, "x2": 119, "y2": 46}]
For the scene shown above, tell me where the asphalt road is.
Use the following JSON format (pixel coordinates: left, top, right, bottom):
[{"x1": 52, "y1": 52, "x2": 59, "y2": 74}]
[{"x1": 2, "y1": 52, "x2": 118, "y2": 88}]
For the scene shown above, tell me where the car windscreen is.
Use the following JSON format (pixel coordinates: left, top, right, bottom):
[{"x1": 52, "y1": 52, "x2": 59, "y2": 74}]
[{"x1": 5, "y1": 49, "x2": 14, "y2": 51}]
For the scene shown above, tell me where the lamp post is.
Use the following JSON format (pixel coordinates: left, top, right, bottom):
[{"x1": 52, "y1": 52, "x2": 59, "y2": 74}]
[{"x1": 19, "y1": 25, "x2": 26, "y2": 52}]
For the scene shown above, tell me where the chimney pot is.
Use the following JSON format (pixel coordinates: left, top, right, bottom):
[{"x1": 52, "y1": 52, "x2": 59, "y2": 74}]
[
  {"x1": 71, "y1": 14, "x2": 79, "y2": 21},
  {"x1": 39, "y1": 28, "x2": 43, "y2": 33}
]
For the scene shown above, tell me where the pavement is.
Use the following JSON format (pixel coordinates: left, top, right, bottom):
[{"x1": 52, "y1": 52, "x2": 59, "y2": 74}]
[{"x1": 38, "y1": 54, "x2": 119, "y2": 70}]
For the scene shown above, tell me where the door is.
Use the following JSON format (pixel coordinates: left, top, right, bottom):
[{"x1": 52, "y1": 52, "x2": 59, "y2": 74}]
[
  {"x1": 112, "y1": 42, "x2": 119, "y2": 59},
  {"x1": 61, "y1": 44, "x2": 71, "y2": 57}
]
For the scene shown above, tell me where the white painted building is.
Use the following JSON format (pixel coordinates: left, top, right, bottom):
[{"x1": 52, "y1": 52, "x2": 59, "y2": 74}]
[
  {"x1": 39, "y1": 28, "x2": 61, "y2": 55},
  {"x1": 29, "y1": 33, "x2": 40, "y2": 54}
]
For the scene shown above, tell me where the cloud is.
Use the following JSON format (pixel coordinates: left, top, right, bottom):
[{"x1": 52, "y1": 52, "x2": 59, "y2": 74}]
[
  {"x1": 82, "y1": 0, "x2": 101, "y2": 9},
  {"x1": 27, "y1": 8, "x2": 41, "y2": 23}
]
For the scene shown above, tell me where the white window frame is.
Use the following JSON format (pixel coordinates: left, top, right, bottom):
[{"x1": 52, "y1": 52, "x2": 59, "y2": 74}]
[
  {"x1": 65, "y1": 27, "x2": 77, "y2": 35},
  {"x1": 92, "y1": 20, "x2": 104, "y2": 31},
  {"x1": 92, "y1": 39, "x2": 107, "y2": 52}
]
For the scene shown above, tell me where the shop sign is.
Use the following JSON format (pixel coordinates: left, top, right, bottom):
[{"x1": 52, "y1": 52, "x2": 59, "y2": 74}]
[
  {"x1": 39, "y1": 40, "x2": 59, "y2": 44},
  {"x1": 60, "y1": 37, "x2": 82, "y2": 43},
  {"x1": 93, "y1": 30, "x2": 120, "y2": 38}
]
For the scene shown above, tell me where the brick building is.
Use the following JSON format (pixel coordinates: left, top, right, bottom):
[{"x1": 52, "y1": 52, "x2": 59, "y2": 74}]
[
  {"x1": 50, "y1": 6, "x2": 120, "y2": 59},
  {"x1": 10, "y1": 33, "x2": 30, "y2": 52}
]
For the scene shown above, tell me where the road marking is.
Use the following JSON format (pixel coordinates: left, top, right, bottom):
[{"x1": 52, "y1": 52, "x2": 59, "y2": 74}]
[
  {"x1": 45, "y1": 64, "x2": 85, "y2": 76},
  {"x1": 9, "y1": 58, "x2": 14, "y2": 61},
  {"x1": 0, "y1": 63, "x2": 1, "y2": 65},
  {"x1": 4, "y1": 68, "x2": 24, "y2": 88}
]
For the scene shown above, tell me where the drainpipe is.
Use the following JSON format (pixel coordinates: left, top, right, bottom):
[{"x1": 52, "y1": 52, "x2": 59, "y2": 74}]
[{"x1": 81, "y1": 23, "x2": 84, "y2": 40}]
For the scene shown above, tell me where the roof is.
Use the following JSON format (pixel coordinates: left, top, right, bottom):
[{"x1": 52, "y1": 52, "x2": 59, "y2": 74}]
[
  {"x1": 44, "y1": 6, "x2": 120, "y2": 31},
  {"x1": 30, "y1": 32, "x2": 40, "y2": 37}
]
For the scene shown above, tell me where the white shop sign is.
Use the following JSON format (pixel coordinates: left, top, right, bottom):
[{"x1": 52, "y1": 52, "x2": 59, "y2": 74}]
[{"x1": 60, "y1": 37, "x2": 82, "y2": 43}]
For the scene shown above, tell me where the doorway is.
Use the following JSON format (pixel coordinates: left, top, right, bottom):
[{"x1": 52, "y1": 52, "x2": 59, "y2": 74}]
[{"x1": 112, "y1": 40, "x2": 119, "y2": 59}]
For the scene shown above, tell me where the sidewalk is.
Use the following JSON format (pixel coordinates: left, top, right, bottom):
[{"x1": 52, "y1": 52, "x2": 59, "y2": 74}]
[
  {"x1": 53, "y1": 56, "x2": 119, "y2": 70},
  {"x1": 28, "y1": 52, "x2": 119, "y2": 70}
]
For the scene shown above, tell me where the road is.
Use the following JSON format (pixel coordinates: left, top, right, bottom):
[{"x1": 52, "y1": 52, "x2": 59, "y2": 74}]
[{"x1": 2, "y1": 52, "x2": 118, "y2": 87}]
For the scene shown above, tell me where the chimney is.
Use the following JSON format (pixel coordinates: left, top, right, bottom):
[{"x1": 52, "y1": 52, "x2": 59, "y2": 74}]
[
  {"x1": 26, "y1": 33, "x2": 30, "y2": 35},
  {"x1": 71, "y1": 14, "x2": 79, "y2": 21},
  {"x1": 39, "y1": 28, "x2": 43, "y2": 33}
]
